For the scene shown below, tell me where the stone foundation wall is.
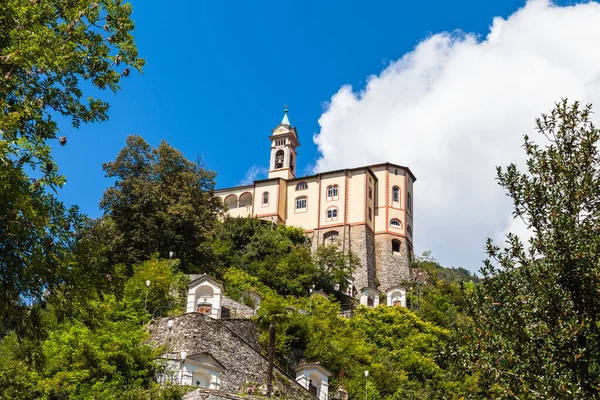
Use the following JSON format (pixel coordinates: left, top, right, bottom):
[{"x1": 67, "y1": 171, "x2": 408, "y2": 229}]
[
  {"x1": 348, "y1": 225, "x2": 376, "y2": 290},
  {"x1": 148, "y1": 314, "x2": 314, "y2": 399},
  {"x1": 312, "y1": 225, "x2": 392, "y2": 291},
  {"x1": 374, "y1": 234, "x2": 411, "y2": 290}
]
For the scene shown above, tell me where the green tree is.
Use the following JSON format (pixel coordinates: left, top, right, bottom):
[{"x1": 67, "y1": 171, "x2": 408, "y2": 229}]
[
  {"x1": 257, "y1": 298, "x2": 291, "y2": 398},
  {"x1": 123, "y1": 255, "x2": 188, "y2": 318},
  {"x1": 286, "y1": 296, "x2": 476, "y2": 399},
  {"x1": 100, "y1": 135, "x2": 223, "y2": 273},
  {"x1": 462, "y1": 100, "x2": 600, "y2": 398},
  {"x1": 0, "y1": 0, "x2": 143, "y2": 341},
  {"x1": 214, "y1": 217, "x2": 357, "y2": 296},
  {"x1": 313, "y1": 243, "x2": 358, "y2": 293},
  {"x1": 0, "y1": 256, "x2": 187, "y2": 399},
  {"x1": 409, "y1": 252, "x2": 473, "y2": 329},
  {"x1": 0, "y1": 0, "x2": 144, "y2": 160}
]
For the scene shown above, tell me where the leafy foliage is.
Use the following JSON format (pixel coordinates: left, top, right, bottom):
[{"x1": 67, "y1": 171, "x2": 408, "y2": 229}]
[
  {"x1": 100, "y1": 135, "x2": 223, "y2": 273},
  {"x1": 0, "y1": 144, "x2": 85, "y2": 339},
  {"x1": 461, "y1": 100, "x2": 600, "y2": 398},
  {"x1": 276, "y1": 297, "x2": 478, "y2": 399},
  {"x1": 1, "y1": 0, "x2": 143, "y2": 179},
  {"x1": 409, "y1": 252, "x2": 475, "y2": 329},
  {"x1": 0, "y1": 257, "x2": 186, "y2": 400},
  {"x1": 0, "y1": 0, "x2": 143, "y2": 345},
  {"x1": 214, "y1": 217, "x2": 354, "y2": 296}
]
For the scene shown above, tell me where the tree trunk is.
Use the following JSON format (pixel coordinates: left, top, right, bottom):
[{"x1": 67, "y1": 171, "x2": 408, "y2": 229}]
[{"x1": 267, "y1": 322, "x2": 276, "y2": 398}]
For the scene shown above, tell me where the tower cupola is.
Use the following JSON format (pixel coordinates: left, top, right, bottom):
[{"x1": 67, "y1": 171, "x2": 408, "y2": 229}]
[{"x1": 268, "y1": 106, "x2": 300, "y2": 180}]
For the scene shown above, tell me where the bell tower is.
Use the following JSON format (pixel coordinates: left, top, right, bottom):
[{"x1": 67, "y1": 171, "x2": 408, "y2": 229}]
[{"x1": 268, "y1": 106, "x2": 300, "y2": 180}]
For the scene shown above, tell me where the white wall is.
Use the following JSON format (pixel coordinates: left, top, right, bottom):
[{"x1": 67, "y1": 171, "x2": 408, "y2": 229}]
[
  {"x1": 296, "y1": 368, "x2": 329, "y2": 400},
  {"x1": 186, "y1": 281, "x2": 222, "y2": 318},
  {"x1": 386, "y1": 287, "x2": 407, "y2": 308},
  {"x1": 180, "y1": 363, "x2": 221, "y2": 389}
]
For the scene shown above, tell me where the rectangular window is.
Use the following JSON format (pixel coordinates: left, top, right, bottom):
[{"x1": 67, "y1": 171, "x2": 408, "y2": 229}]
[
  {"x1": 296, "y1": 197, "x2": 307, "y2": 211},
  {"x1": 395, "y1": 169, "x2": 398, "y2": 175},
  {"x1": 368, "y1": 207, "x2": 372, "y2": 221},
  {"x1": 368, "y1": 187, "x2": 372, "y2": 199}
]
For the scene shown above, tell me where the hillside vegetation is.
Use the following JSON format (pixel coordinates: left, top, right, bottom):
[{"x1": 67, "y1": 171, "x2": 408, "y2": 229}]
[{"x1": 0, "y1": 133, "x2": 480, "y2": 399}]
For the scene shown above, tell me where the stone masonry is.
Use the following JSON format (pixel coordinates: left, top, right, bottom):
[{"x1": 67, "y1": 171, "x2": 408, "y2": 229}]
[
  {"x1": 374, "y1": 233, "x2": 411, "y2": 290},
  {"x1": 312, "y1": 224, "x2": 389, "y2": 292},
  {"x1": 148, "y1": 313, "x2": 315, "y2": 400},
  {"x1": 183, "y1": 387, "x2": 266, "y2": 400}
]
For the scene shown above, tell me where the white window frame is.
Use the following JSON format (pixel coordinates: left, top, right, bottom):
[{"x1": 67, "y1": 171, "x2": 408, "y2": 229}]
[
  {"x1": 327, "y1": 185, "x2": 339, "y2": 200},
  {"x1": 390, "y1": 219, "x2": 402, "y2": 228},
  {"x1": 326, "y1": 207, "x2": 338, "y2": 222},
  {"x1": 262, "y1": 192, "x2": 269, "y2": 207},
  {"x1": 295, "y1": 197, "x2": 307, "y2": 212}
]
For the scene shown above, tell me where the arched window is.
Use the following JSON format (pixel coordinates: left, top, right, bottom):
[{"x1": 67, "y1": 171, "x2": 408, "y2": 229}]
[
  {"x1": 262, "y1": 192, "x2": 269, "y2": 206},
  {"x1": 295, "y1": 196, "x2": 307, "y2": 212},
  {"x1": 296, "y1": 181, "x2": 308, "y2": 191},
  {"x1": 326, "y1": 207, "x2": 338, "y2": 221},
  {"x1": 290, "y1": 153, "x2": 295, "y2": 172},
  {"x1": 224, "y1": 194, "x2": 237, "y2": 209},
  {"x1": 392, "y1": 186, "x2": 400, "y2": 203},
  {"x1": 368, "y1": 187, "x2": 373, "y2": 199},
  {"x1": 390, "y1": 219, "x2": 402, "y2": 228},
  {"x1": 239, "y1": 192, "x2": 252, "y2": 207},
  {"x1": 274, "y1": 150, "x2": 284, "y2": 169},
  {"x1": 407, "y1": 192, "x2": 412, "y2": 212},
  {"x1": 407, "y1": 225, "x2": 412, "y2": 237},
  {"x1": 327, "y1": 185, "x2": 339, "y2": 200},
  {"x1": 323, "y1": 230, "x2": 339, "y2": 244},
  {"x1": 392, "y1": 239, "x2": 401, "y2": 254}
]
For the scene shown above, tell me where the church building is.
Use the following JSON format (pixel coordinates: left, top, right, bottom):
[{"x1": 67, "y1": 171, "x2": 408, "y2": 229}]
[{"x1": 215, "y1": 108, "x2": 415, "y2": 296}]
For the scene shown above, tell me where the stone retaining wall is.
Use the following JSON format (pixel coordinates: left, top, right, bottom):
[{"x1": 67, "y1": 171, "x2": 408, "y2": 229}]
[{"x1": 148, "y1": 313, "x2": 314, "y2": 400}]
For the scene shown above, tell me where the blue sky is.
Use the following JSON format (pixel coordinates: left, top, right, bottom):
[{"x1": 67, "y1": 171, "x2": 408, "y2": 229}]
[
  {"x1": 52, "y1": 0, "x2": 597, "y2": 270},
  {"x1": 54, "y1": 0, "x2": 525, "y2": 215}
]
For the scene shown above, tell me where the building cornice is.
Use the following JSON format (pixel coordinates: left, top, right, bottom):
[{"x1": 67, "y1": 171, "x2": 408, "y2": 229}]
[{"x1": 214, "y1": 162, "x2": 416, "y2": 193}]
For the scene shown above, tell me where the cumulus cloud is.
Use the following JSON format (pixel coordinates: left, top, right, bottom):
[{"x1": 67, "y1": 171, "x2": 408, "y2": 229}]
[
  {"x1": 313, "y1": 0, "x2": 600, "y2": 271},
  {"x1": 239, "y1": 165, "x2": 268, "y2": 186}
]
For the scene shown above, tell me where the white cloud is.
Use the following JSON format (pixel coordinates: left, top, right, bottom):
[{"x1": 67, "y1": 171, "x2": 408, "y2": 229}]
[
  {"x1": 313, "y1": 0, "x2": 600, "y2": 272},
  {"x1": 239, "y1": 165, "x2": 268, "y2": 186}
]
